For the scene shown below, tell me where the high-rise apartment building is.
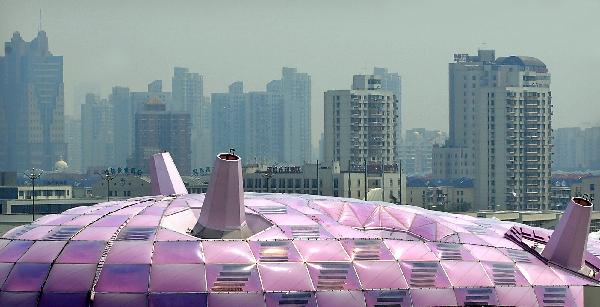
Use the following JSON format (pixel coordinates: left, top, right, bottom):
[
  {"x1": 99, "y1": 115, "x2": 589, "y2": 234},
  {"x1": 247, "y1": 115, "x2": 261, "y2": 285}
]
[
  {"x1": 324, "y1": 75, "x2": 399, "y2": 171},
  {"x1": 433, "y1": 50, "x2": 552, "y2": 211},
  {"x1": 81, "y1": 94, "x2": 114, "y2": 172},
  {"x1": 211, "y1": 82, "x2": 246, "y2": 156},
  {"x1": 132, "y1": 99, "x2": 191, "y2": 175},
  {"x1": 172, "y1": 67, "x2": 212, "y2": 168},
  {"x1": 109, "y1": 86, "x2": 132, "y2": 166},
  {"x1": 245, "y1": 91, "x2": 284, "y2": 163},
  {"x1": 373, "y1": 67, "x2": 402, "y2": 145},
  {"x1": 0, "y1": 31, "x2": 66, "y2": 171},
  {"x1": 399, "y1": 128, "x2": 446, "y2": 176},
  {"x1": 281, "y1": 68, "x2": 311, "y2": 164}
]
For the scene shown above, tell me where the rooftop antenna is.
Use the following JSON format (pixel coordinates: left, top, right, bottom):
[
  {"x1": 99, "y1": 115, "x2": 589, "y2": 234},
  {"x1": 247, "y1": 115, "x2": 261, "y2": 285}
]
[{"x1": 38, "y1": 9, "x2": 42, "y2": 32}]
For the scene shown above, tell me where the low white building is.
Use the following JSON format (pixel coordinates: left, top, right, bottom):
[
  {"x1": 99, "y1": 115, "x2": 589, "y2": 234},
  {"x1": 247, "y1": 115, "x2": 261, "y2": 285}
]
[
  {"x1": 242, "y1": 162, "x2": 406, "y2": 204},
  {"x1": 17, "y1": 185, "x2": 72, "y2": 200}
]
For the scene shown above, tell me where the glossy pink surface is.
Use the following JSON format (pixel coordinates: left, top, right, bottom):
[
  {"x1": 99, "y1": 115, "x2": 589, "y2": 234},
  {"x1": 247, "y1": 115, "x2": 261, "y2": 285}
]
[{"x1": 0, "y1": 192, "x2": 598, "y2": 306}]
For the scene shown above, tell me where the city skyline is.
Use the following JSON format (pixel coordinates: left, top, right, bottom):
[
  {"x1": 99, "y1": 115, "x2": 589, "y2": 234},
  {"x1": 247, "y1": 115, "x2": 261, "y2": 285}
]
[{"x1": 1, "y1": 0, "x2": 599, "y2": 147}]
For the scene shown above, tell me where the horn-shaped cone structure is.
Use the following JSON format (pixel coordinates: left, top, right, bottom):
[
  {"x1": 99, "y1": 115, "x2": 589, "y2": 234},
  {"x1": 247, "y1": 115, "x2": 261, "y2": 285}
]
[
  {"x1": 194, "y1": 153, "x2": 246, "y2": 235},
  {"x1": 149, "y1": 152, "x2": 188, "y2": 195},
  {"x1": 542, "y1": 197, "x2": 593, "y2": 271}
]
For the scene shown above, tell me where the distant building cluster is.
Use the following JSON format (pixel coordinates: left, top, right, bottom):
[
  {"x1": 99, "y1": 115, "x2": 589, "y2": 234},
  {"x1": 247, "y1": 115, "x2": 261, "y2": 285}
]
[
  {"x1": 212, "y1": 68, "x2": 311, "y2": 165},
  {"x1": 553, "y1": 127, "x2": 600, "y2": 171},
  {"x1": 5, "y1": 30, "x2": 600, "y2": 213},
  {"x1": 399, "y1": 128, "x2": 446, "y2": 176}
]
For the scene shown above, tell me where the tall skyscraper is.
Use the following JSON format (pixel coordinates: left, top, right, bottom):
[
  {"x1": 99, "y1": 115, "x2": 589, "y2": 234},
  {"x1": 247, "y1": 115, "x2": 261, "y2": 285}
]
[
  {"x1": 281, "y1": 68, "x2": 311, "y2": 164},
  {"x1": 172, "y1": 67, "x2": 212, "y2": 168},
  {"x1": 584, "y1": 127, "x2": 600, "y2": 170},
  {"x1": 131, "y1": 80, "x2": 171, "y2": 114},
  {"x1": 266, "y1": 79, "x2": 285, "y2": 161},
  {"x1": 211, "y1": 82, "x2": 247, "y2": 156},
  {"x1": 324, "y1": 75, "x2": 399, "y2": 171},
  {"x1": 109, "y1": 86, "x2": 132, "y2": 166},
  {"x1": 553, "y1": 127, "x2": 585, "y2": 171},
  {"x1": 132, "y1": 98, "x2": 191, "y2": 175},
  {"x1": 433, "y1": 50, "x2": 552, "y2": 211},
  {"x1": 65, "y1": 116, "x2": 82, "y2": 173},
  {"x1": 245, "y1": 91, "x2": 284, "y2": 163},
  {"x1": 0, "y1": 31, "x2": 66, "y2": 171},
  {"x1": 172, "y1": 67, "x2": 203, "y2": 113},
  {"x1": 195, "y1": 95, "x2": 212, "y2": 168},
  {"x1": 81, "y1": 94, "x2": 114, "y2": 172}
]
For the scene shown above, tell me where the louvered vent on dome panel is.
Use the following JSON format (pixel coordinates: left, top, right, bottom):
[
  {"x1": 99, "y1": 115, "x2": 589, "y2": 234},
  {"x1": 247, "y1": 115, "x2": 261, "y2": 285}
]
[
  {"x1": 116, "y1": 227, "x2": 156, "y2": 240},
  {"x1": 45, "y1": 226, "x2": 82, "y2": 240},
  {"x1": 505, "y1": 249, "x2": 532, "y2": 263},
  {"x1": 291, "y1": 225, "x2": 320, "y2": 238},
  {"x1": 256, "y1": 205, "x2": 287, "y2": 214},
  {"x1": 5, "y1": 225, "x2": 36, "y2": 238},
  {"x1": 491, "y1": 263, "x2": 516, "y2": 286},
  {"x1": 278, "y1": 292, "x2": 313, "y2": 305},
  {"x1": 436, "y1": 243, "x2": 463, "y2": 260},
  {"x1": 353, "y1": 240, "x2": 380, "y2": 260},
  {"x1": 316, "y1": 263, "x2": 350, "y2": 290},
  {"x1": 258, "y1": 241, "x2": 289, "y2": 262},
  {"x1": 211, "y1": 264, "x2": 252, "y2": 292},
  {"x1": 542, "y1": 287, "x2": 567, "y2": 306},
  {"x1": 463, "y1": 288, "x2": 494, "y2": 305},
  {"x1": 463, "y1": 225, "x2": 488, "y2": 235},
  {"x1": 374, "y1": 290, "x2": 409, "y2": 306},
  {"x1": 409, "y1": 262, "x2": 438, "y2": 287}
]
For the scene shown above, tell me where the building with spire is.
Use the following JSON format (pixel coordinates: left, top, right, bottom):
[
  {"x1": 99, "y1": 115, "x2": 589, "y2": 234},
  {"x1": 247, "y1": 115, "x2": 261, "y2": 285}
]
[{"x1": 0, "y1": 31, "x2": 66, "y2": 171}]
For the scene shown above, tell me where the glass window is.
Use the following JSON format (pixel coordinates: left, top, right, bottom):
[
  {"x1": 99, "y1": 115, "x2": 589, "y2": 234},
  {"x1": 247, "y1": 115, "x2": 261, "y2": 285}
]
[
  {"x1": 258, "y1": 263, "x2": 314, "y2": 291},
  {"x1": 150, "y1": 264, "x2": 206, "y2": 292},
  {"x1": 3, "y1": 263, "x2": 50, "y2": 291},
  {"x1": 57, "y1": 240, "x2": 105, "y2": 264},
  {"x1": 105, "y1": 241, "x2": 153, "y2": 264},
  {"x1": 44, "y1": 263, "x2": 96, "y2": 291},
  {"x1": 95, "y1": 264, "x2": 150, "y2": 292},
  {"x1": 153, "y1": 241, "x2": 203, "y2": 264}
]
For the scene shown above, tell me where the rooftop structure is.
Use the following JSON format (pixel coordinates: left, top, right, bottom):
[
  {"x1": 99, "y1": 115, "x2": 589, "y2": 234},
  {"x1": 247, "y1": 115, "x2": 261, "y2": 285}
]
[{"x1": 0, "y1": 152, "x2": 598, "y2": 306}]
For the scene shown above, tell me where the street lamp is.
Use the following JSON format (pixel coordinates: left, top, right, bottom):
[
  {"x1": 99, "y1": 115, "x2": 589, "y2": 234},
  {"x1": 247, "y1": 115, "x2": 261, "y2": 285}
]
[
  {"x1": 262, "y1": 168, "x2": 273, "y2": 193},
  {"x1": 97, "y1": 170, "x2": 116, "y2": 202},
  {"x1": 24, "y1": 168, "x2": 43, "y2": 221}
]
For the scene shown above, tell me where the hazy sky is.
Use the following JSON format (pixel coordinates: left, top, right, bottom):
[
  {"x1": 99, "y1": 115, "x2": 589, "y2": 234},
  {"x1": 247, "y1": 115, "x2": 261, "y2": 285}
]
[{"x1": 2, "y1": 0, "x2": 599, "y2": 145}]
